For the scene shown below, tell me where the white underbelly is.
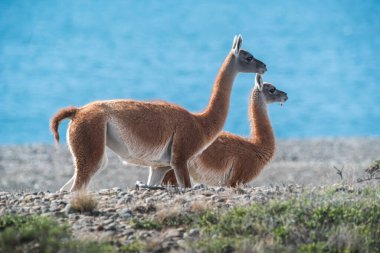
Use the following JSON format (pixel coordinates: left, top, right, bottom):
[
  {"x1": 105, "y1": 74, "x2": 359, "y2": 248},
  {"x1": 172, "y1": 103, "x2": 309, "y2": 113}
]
[{"x1": 105, "y1": 122, "x2": 172, "y2": 167}]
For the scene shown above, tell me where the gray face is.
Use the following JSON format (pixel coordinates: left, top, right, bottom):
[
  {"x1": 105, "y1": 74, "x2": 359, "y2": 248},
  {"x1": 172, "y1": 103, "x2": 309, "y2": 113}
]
[
  {"x1": 261, "y1": 83, "x2": 288, "y2": 104},
  {"x1": 237, "y1": 50, "x2": 267, "y2": 74}
]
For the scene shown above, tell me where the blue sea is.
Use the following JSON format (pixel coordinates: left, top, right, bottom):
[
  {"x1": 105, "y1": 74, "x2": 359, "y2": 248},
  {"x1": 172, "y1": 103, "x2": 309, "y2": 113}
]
[{"x1": 0, "y1": 0, "x2": 379, "y2": 144}]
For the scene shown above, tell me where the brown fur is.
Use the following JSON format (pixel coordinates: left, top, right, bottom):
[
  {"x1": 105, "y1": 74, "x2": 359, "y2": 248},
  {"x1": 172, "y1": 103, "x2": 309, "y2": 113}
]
[
  {"x1": 163, "y1": 76, "x2": 287, "y2": 187},
  {"x1": 50, "y1": 106, "x2": 78, "y2": 143},
  {"x1": 50, "y1": 35, "x2": 267, "y2": 191}
]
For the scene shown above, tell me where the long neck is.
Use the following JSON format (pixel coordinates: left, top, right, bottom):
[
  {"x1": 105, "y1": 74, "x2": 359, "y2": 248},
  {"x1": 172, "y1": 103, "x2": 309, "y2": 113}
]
[
  {"x1": 249, "y1": 89, "x2": 275, "y2": 159},
  {"x1": 198, "y1": 52, "x2": 238, "y2": 138}
]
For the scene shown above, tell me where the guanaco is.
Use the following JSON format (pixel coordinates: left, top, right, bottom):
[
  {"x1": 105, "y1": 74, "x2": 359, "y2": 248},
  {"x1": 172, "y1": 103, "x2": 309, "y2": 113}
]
[
  {"x1": 158, "y1": 74, "x2": 288, "y2": 187},
  {"x1": 50, "y1": 35, "x2": 267, "y2": 191}
]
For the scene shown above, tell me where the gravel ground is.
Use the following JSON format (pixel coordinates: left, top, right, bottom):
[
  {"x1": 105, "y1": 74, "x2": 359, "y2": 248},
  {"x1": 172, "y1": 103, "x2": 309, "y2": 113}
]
[
  {"x1": 0, "y1": 184, "x2": 313, "y2": 251},
  {"x1": 0, "y1": 138, "x2": 379, "y2": 192}
]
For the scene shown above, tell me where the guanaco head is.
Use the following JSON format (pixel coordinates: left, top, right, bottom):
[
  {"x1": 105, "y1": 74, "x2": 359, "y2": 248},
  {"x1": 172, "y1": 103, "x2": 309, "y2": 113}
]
[
  {"x1": 254, "y1": 74, "x2": 288, "y2": 105},
  {"x1": 231, "y1": 35, "x2": 267, "y2": 74}
]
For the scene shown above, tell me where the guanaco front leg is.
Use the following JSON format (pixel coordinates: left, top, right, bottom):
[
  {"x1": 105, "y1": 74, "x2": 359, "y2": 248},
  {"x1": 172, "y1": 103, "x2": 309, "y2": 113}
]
[{"x1": 171, "y1": 161, "x2": 191, "y2": 188}]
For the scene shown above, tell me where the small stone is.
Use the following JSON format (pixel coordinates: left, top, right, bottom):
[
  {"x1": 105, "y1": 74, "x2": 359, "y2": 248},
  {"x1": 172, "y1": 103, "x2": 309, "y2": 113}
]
[
  {"x1": 145, "y1": 197, "x2": 154, "y2": 204},
  {"x1": 192, "y1": 184, "x2": 207, "y2": 190},
  {"x1": 122, "y1": 229, "x2": 135, "y2": 237},
  {"x1": 64, "y1": 204, "x2": 75, "y2": 214},
  {"x1": 133, "y1": 206, "x2": 146, "y2": 213},
  {"x1": 188, "y1": 228, "x2": 200, "y2": 237},
  {"x1": 102, "y1": 218, "x2": 114, "y2": 225},
  {"x1": 140, "y1": 231, "x2": 151, "y2": 238},
  {"x1": 98, "y1": 189, "x2": 111, "y2": 195},
  {"x1": 201, "y1": 191, "x2": 213, "y2": 197},
  {"x1": 216, "y1": 187, "x2": 225, "y2": 193},
  {"x1": 119, "y1": 209, "x2": 133, "y2": 219},
  {"x1": 32, "y1": 206, "x2": 41, "y2": 210},
  {"x1": 164, "y1": 228, "x2": 182, "y2": 239},
  {"x1": 177, "y1": 239, "x2": 187, "y2": 248},
  {"x1": 112, "y1": 187, "x2": 122, "y2": 192},
  {"x1": 162, "y1": 240, "x2": 177, "y2": 249},
  {"x1": 117, "y1": 191, "x2": 127, "y2": 197},
  {"x1": 105, "y1": 224, "x2": 117, "y2": 231}
]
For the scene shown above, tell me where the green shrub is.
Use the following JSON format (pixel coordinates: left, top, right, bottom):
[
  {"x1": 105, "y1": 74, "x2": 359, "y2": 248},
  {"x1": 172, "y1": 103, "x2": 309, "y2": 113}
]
[
  {"x1": 193, "y1": 190, "x2": 380, "y2": 252},
  {"x1": 0, "y1": 215, "x2": 113, "y2": 253}
]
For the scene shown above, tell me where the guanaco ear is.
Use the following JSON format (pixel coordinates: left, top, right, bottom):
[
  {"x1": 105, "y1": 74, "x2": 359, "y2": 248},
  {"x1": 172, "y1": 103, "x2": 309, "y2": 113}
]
[
  {"x1": 231, "y1": 35, "x2": 238, "y2": 52},
  {"x1": 232, "y1": 34, "x2": 243, "y2": 56},
  {"x1": 255, "y1": 74, "x2": 263, "y2": 91}
]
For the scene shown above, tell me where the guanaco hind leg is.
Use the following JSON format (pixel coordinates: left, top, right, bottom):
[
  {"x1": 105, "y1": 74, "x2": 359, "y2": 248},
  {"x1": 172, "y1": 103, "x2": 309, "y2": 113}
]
[{"x1": 67, "y1": 116, "x2": 107, "y2": 191}]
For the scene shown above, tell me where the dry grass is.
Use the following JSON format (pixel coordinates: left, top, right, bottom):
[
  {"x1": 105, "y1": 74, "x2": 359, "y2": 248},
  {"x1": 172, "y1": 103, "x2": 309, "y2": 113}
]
[
  {"x1": 155, "y1": 203, "x2": 181, "y2": 223},
  {"x1": 190, "y1": 199, "x2": 212, "y2": 213},
  {"x1": 69, "y1": 191, "x2": 98, "y2": 213}
]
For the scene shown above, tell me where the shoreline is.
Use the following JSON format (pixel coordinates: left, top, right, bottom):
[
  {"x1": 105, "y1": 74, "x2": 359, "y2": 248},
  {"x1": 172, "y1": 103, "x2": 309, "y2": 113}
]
[{"x1": 1, "y1": 137, "x2": 380, "y2": 192}]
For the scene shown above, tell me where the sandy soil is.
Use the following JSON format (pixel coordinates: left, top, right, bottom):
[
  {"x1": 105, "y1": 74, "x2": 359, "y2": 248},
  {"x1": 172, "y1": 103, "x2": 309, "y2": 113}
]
[{"x1": 0, "y1": 138, "x2": 379, "y2": 192}]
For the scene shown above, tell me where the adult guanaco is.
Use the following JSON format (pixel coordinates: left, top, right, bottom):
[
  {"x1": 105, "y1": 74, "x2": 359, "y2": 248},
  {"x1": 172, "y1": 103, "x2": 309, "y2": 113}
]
[
  {"x1": 51, "y1": 35, "x2": 267, "y2": 191},
  {"x1": 159, "y1": 74, "x2": 288, "y2": 186}
]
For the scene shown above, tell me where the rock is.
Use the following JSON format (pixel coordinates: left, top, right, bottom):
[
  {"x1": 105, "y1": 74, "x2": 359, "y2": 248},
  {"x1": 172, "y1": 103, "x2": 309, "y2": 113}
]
[
  {"x1": 122, "y1": 229, "x2": 135, "y2": 237},
  {"x1": 112, "y1": 187, "x2": 122, "y2": 192},
  {"x1": 140, "y1": 231, "x2": 151, "y2": 239},
  {"x1": 192, "y1": 184, "x2": 207, "y2": 190},
  {"x1": 164, "y1": 228, "x2": 183, "y2": 239},
  {"x1": 176, "y1": 239, "x2": 187, "y2": 248},
  {"x1": 119, "y1": 209, "x2": 133, "y2": 219},
  {"x1": 105, "y1": 224, "x2": 117, "y2": 231},
  {"x1": 102, "y1": 218, "x2": 114, "y2": 226},
  {"x1": 216, "y1": 187, "x2": 226, "y2": 193},
  {"x1": 201, "y1": 191, "x2": 213, "y2": 197},
  {"x1": 32, "y1": 206, "x2": 41, "y2": 211},
  {"x1": 64, "y1": 204, "x2": 75, "y2": 214},
  {"x1": 188, "y1": 228, "x2": 200, "y2": 237},
  {"x1": 162, "y1": 240, "x2": 178, "y2": 249}
]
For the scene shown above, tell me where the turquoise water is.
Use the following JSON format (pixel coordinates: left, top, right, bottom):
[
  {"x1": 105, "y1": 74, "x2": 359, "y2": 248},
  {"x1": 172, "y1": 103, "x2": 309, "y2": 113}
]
[{"x1": 0, "y1": 0, "x2": 379, "y2": 144}]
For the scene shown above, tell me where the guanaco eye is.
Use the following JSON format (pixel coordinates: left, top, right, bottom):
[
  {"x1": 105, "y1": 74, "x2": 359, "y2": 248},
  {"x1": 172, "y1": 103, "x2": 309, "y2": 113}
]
[
  {"x1": 269, "y1": 88, "x2": 276, "y2": 93},
  {"x1": 246, "y1": 56, "x2": 253, "y2": 62}
]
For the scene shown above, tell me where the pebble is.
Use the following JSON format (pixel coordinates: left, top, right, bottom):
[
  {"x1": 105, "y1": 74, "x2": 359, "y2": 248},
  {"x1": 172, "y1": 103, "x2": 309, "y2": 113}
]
[
  {"x1": 119, "y1": 209, "x2": 133, "y2": 219},
  {"x1": 164, "y1": 228, "x2": 183, "y2": 239},
  {"x1": 188, "y1": 228, "x2": 200, "y2": 237}
]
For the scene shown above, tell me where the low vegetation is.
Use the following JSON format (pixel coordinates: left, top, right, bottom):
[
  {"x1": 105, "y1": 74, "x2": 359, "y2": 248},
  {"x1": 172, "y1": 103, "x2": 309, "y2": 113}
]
[
  {"x1": 128, "y1": 185, "x2": 379, "y2": 252},
  {"x1": 192, "y1": 188, "x2": 380, "y2": 252},
  {"x1": 69, "y1": 190, "x2": 98, "y2": 213},
  {"x1": 0, "y1": 215, "x2": 113, "y2": 253}
]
